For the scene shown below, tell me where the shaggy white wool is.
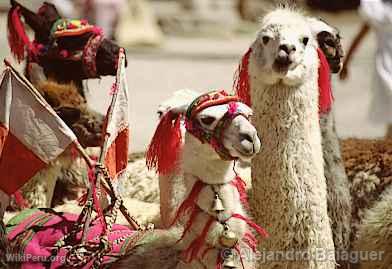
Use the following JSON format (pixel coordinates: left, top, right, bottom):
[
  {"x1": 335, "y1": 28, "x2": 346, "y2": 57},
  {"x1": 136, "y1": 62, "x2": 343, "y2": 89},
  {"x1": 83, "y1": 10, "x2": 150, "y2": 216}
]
[
  {"x1": 353, "y1": 186, "x2": 392, "y2": 269},
  {"x1": 248, "y1": 7, "x2": 335, "y2": 269}
]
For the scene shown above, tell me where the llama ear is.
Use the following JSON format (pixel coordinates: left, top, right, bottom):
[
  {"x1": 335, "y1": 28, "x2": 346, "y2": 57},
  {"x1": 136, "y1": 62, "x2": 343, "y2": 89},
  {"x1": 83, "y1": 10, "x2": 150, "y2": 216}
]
[
  {"x1": 7, "y1": 1, "x2": 41, "y2": 62},
  {"x1": 307, "y1": 17, "x2": 336, "y2": 37},
  {"x1": 146, "y1": 110, "x2": 183, "y2": 175},
  {"x1": 234, "y1": 48, "x2": 252, "y2": 106}
]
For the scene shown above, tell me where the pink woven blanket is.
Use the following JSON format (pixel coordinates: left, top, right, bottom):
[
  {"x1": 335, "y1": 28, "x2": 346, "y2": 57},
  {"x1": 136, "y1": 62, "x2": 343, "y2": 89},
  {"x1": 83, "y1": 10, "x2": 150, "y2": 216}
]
[{"x1": 7, "y1": 209, "x2": 140, "y2": 268}]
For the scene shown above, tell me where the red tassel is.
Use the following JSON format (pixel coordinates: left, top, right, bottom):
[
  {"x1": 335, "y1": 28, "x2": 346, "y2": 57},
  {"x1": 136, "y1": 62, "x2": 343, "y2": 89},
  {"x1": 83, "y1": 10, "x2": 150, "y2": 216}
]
[
  {"x1": 183, "y1": 216, "x2": 215, "y2": 262},
  {"x1": 234, "y1": 48, "x2": 252, "y2": 106},
  {"x1": 177, "y1": 207, "x2": 201, "y2": 243},
  {"x1": 171, "y1": 180, "x2": 205, "y2": 226},
  {"x1": 317, "y1": 48, "x2": 333, "y2": 115},
  {"x1": 231, "y1": 176, "x2": 249, "y2": 209},
  {"x1": 7, "y1": 6, "x2": 37, "y2": 63},
  {"x1": 13, "y1": 190, "x2": 29, "y2": 209},
  {"x1": 146, "y1": 111, "x2": 182, "y2": 175},
  {"x1": 243, "y1": 232, "x2": 257, "y2": 252},
  {"x1": 231, "y1": 213, "x2": 269, "y2": 238}
]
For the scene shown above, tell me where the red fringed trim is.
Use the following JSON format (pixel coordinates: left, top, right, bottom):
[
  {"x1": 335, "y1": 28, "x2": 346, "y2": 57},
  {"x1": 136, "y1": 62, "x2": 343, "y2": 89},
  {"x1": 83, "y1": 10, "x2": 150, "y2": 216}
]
[
  {"x1": 231, "y1": 213, "x2": 269, "y2": 238},
  {"x1": 234, "y1": 48, "x2": 252, "y2": 106},
  {"x1": 317, "y1": 48, "x2": 333, "y2": 115},
  {"x1": 243, "y1": 232, "x2": 257, "y2": 253},
  {"x1": 177, "y1": 207, "x2": 201, "y2": 243},
  {"x1": 171, "y1": 180, "x2": 205, "y2": 226},
  {"x1": 146, "y1": 111, "x2": 182, "y2": 175},
  {"x1": 183, "y1": 216, "x2": 215, "y2": 263},
  {"x1": 231, "y1": 176, "x2": 249, "y2": 209},
  {"x1": 7, "y1": 6, "x2": 37, "y2": 63},
  {"x1": 13, "y1": 190, "x2": 29, "y2": 209}
]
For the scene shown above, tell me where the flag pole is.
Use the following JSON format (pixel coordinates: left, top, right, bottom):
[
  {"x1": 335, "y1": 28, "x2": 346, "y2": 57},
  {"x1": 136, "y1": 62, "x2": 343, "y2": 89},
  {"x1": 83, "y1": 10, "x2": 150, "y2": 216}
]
[{"x1": 80, "y1": 49, "x2": 127, "y2": 242}]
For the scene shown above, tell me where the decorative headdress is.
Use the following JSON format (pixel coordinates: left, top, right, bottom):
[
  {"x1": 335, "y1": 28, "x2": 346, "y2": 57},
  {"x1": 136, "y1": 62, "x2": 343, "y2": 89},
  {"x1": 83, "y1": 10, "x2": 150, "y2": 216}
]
[
  {"x1": 146, "y1": 90, "x2": 247, "y2": 175},
  {"x1": 234, "y1": 47, "x2": 333, "y2": 114}
]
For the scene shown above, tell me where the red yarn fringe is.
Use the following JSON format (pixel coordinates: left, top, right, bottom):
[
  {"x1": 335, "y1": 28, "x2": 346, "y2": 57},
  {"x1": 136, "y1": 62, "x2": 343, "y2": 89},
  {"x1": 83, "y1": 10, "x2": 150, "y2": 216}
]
[
  {"x1": 171, "y1": 180, "x2": 205, "y2": 226},
  {"x1": 243, "y1": 232, "x2": 257, "y2": 252},
  {"x1": 7, "y1": 6, "x2": 37, "y2": 63},
  {"x1": 183, "y1": 216, "x2": 215, "y2": 263},
  {"x1": 177, "y1": 207, "x2": 201, "y2": 243},
  {"x1": 232, "y1": 213, "x2": 269, "y2": 238},
  {"x1": 234, "y1": 48, "x2": 252, "y2": 106},
  {"x1": 13, "y1": 190, "x2": 29, "y2": 209},
  {"x1": 231, "y1": 176, "x2": 249, "y2": 209},
  {"x1": 317, "y1": 48, "x2": 333, "y2": 115},
  {"x1": 146, "y1": 111, "x2": 182, "y2": 175}
]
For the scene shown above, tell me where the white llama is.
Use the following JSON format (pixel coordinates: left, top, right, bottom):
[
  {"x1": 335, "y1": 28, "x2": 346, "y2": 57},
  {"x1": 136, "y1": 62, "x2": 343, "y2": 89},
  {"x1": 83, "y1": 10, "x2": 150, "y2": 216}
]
[
  {"x1": 236, "y1": 8, "x2": 336, "y2": 269},
  {"x1": 3, "y1": 90, "x2": 265, "y2": 269},
  {"x1": 148, "y1": 89, "x2": 266, "y2": 268}
]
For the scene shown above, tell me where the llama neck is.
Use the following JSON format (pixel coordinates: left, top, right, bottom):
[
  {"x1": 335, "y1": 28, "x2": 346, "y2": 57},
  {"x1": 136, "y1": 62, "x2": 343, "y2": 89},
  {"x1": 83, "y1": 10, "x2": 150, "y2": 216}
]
[
  {"x1": 182, "y1": 134, "x2": 236, "y2": 184},
  {"x1": 159, "y1": 133, "x2": 235, "y2": 228},
  {"x1": 248, "y1": 57, "x2": 335, "y2": 268}
]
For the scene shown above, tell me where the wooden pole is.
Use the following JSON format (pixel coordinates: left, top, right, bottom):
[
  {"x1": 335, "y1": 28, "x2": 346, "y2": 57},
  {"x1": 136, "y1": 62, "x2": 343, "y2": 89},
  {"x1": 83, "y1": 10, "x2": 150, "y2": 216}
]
[{"x1": 80, "y1": 49, "x2": 126, "y2": 242}]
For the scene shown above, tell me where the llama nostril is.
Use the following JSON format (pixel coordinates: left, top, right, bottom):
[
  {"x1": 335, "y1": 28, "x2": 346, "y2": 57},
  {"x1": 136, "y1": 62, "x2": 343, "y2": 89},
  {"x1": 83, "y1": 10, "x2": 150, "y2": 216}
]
[
  {"x1": 279, "y1": 44, "x2": 296, "y2": 54},
  {"x1": 240, "y1": 133, "x2": 254, "y2": 143}
]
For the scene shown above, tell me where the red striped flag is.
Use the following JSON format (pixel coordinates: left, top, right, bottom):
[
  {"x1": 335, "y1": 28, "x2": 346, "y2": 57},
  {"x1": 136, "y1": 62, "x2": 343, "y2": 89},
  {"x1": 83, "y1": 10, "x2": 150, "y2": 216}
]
[
  {"x1": 103, "y1": 49, "x2": 129, "y2": 180},
  {"x1": 0, "y1": 67, "x2": 77, "y2": 194}
]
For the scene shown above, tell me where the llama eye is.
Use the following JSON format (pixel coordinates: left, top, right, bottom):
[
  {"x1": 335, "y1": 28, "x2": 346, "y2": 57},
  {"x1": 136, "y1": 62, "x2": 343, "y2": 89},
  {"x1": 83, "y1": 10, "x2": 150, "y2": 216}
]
[
  {"x1": 262, "y1": 36, "x2": 270, "y2": 45},
  {"x1": 200, "y1": 116, "x2": 215, "y2": 125},
  {"x1": 302, "y1": 37, "x2": 309, "y2": 46}
]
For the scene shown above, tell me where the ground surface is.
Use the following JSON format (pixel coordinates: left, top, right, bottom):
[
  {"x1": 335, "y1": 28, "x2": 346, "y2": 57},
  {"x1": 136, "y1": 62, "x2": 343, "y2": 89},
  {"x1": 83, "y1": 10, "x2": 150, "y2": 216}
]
[{"x1": 0, "y1": 4, "x2": 385, "y2": 152}]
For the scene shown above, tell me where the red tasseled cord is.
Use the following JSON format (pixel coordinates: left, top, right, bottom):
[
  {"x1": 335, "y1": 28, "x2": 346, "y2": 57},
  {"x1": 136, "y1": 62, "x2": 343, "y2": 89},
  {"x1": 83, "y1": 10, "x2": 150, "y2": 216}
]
[
  {"x1": 234, "y1": 48, "x2": 252, "y2": 106},
  {"x1": 232, "y1": 213, "x2": 269, "y2": 238},
  {"x1": 171, "y1": 180, "x2": 205, "y2": 226},
  {"x1": 13, "y1": 190, "x2": 29, "y2": 209},
  {"x1": 317, "y1": 48, "x2": 333, "y2": 115},
  {"x1": 7, "y1": 6, "x2": 37, "y2": 63},
  {"x1": 146, "y1": 111, "x2": 182, "y2": 175},
  {"x1": 231, "y1": 176, "x2": 249, "y2": 209},
  {"x1": 183, "y1": 216, "x2": 215, "y2": 263}
]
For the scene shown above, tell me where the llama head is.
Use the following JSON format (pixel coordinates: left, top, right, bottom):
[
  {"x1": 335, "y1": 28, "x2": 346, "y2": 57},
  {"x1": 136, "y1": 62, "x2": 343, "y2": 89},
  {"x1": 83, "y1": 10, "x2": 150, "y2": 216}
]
[
  {"x1": 8, "y1": 0, "x2": 123, "y2": 80},
  {"x1": 308, "y1": 17, "x2": 344, "y2": 73},
  {"x1": 250, "y1": 8, "x2": 316, "y2": 86},
  {"x1": 147, "y1": 90, "x2": 261, "y2": 175}
]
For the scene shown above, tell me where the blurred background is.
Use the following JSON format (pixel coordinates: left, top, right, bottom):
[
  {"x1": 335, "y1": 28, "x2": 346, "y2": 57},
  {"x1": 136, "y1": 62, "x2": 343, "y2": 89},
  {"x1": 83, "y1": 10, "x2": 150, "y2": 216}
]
[{"x1": 0, "y1": 0, "x2": 382, "y2": 152}]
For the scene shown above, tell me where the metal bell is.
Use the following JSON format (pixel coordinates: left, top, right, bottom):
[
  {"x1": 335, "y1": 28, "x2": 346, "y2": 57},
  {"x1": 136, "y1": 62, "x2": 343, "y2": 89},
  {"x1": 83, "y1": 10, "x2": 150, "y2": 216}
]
[
  {"x1": 223, "y1": 250, "x2": 237, "y2": 268},
  {"x1": 220, "y1": 229, "x2": 238, "y2": 248},
  {"x1": 212, "y1": 193, "x2": 225, "y2": 212}
]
